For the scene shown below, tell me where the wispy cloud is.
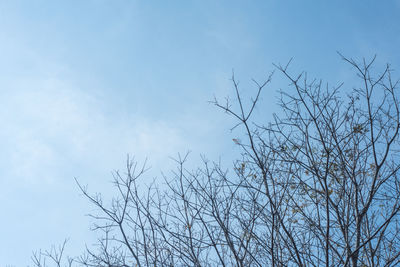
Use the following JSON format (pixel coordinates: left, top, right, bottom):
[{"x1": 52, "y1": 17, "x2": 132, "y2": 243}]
[{"x1": 0, "y1": 76, "x2": 200, "y2": 187}]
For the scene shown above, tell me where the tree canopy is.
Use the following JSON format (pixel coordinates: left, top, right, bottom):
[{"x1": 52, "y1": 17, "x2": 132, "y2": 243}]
[{"x1": 33, "y1": 56, "x2": 400, "y2": 267}]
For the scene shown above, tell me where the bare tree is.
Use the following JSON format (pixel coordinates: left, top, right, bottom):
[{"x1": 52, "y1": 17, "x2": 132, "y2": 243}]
[
  {"x1": 32, "y1": 239, "x2": 74, "y2": 267},
  {"x1": 32, "y1": 55, "x2": 400, "y2": 267}
]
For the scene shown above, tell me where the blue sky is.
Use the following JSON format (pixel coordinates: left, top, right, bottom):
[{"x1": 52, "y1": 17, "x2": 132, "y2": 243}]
[{"x1": 1, "y1": 1, "x2": 399, "y2": 265}]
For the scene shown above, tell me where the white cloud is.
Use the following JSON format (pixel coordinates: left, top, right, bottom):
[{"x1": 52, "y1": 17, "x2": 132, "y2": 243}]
[{"x1": 0, "y1": 76, "x2": 192, "y2": 187}]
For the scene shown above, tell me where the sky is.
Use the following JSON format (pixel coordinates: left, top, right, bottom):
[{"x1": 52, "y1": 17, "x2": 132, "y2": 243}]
[{"x1": 1, "y1": 1, "x2": 399, "y2": 266}]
